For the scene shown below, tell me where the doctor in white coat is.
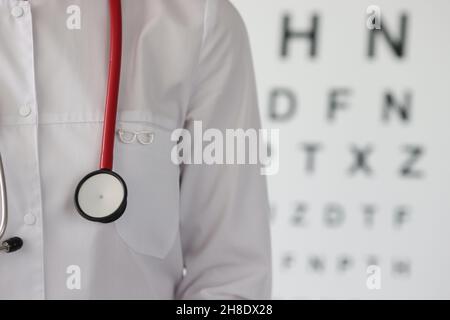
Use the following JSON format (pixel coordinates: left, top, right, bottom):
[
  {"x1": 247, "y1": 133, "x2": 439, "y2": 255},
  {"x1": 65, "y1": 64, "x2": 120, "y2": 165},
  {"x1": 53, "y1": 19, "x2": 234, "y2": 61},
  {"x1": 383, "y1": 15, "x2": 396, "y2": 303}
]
[{"x1": 0, "y1": 0, "x2": 272, "y2": 299}]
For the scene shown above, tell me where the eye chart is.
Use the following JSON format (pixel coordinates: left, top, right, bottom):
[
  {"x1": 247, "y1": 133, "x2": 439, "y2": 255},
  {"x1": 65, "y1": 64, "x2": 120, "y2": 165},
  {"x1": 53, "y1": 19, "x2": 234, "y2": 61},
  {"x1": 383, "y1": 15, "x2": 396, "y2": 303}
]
[{"x1": 232, "y1": 0, "x2": 450, "y2": 299}]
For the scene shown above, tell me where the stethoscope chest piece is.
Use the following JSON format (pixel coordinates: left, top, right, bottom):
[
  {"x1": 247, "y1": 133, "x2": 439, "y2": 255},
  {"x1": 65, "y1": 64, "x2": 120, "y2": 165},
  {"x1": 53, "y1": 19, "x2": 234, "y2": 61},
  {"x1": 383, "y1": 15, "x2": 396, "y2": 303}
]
[{"x1": 75, "y1": 170, "x2": 127, "y2": 223}]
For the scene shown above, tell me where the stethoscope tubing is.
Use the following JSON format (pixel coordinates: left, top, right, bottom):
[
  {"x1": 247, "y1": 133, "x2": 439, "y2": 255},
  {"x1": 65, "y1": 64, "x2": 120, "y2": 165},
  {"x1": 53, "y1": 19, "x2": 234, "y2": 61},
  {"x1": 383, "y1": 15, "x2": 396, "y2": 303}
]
[
  {"x1": 0, "y1": 154, "x2": 7, "y2": 242},
  {"x1": 100, "y1": 0, "x2": 122, "y2": 171},
  {"x1": 2, "y1": 0, "x2": 125, "y2": 252},
  {"x1": 73, "y1": 0, "x2": 127, "y2": 224}
]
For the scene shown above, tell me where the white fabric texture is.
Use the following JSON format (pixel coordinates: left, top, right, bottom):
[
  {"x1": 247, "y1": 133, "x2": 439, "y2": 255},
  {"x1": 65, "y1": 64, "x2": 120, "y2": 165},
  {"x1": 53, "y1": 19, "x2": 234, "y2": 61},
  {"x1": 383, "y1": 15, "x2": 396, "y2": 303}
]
[{"x1": 0, "y1": 0, "x2": 271, "y2": 299}]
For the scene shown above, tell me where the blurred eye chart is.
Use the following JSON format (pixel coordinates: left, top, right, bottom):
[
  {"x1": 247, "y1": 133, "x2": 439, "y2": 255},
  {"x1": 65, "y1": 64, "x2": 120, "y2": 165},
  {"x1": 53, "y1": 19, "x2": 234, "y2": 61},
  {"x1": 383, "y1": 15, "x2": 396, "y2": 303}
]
[{"x1": 231, "y1": 0, "x2": 450, "y2": 299}]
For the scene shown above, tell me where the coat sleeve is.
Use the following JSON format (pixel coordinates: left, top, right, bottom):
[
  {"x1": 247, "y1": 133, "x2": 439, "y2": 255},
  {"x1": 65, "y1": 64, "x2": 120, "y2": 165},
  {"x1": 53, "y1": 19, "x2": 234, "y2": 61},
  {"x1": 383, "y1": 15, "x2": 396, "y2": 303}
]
[{"x1": 174, "y1": 0, "x2": 272, "y2": 300}]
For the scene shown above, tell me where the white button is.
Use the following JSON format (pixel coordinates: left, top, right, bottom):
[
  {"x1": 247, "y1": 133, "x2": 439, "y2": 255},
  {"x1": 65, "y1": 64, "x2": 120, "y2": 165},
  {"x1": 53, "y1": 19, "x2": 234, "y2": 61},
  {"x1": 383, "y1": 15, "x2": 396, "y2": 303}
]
[
  {"x1": 24, "y1": 213, "x2": 37, "y2": 226},
  {"x1": 11, "y1": 6, "x2": 24, "y2": 18},
  {"x1": 19, "y1": 105, "x2": 32, "y2": 117}
]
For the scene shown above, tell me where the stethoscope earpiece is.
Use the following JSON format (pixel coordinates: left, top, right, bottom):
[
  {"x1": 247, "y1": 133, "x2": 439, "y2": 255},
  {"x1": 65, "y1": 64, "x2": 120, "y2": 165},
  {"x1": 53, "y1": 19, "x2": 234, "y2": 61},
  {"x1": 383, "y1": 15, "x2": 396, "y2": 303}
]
[
  {"x1": 75, "y1": 170, "x2": 128, "y2": 224},
  {"x1": 0, "y1": 237, "x2": 23, "y2": 253},
  {"x1": 0, "y1": 154, "x2": 24, "y2": 254}
]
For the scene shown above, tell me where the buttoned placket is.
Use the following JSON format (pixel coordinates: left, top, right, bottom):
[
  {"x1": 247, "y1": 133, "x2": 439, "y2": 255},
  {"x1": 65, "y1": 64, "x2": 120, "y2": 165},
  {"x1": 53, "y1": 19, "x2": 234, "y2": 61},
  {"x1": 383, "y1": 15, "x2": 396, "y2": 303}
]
[{"x1": 9, "y1": 0, "x2": 46, "y2": 299}]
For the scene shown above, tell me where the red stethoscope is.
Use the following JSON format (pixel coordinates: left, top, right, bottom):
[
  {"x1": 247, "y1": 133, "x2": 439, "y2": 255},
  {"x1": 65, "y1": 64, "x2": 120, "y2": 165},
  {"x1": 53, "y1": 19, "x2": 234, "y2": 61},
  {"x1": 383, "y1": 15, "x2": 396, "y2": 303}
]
[
  {"x1": 1, "y1": 0, "x2": 125, "y2": 254},
  {"x1": 74, "y1": 0, "x2": 127, "y2": 224}
]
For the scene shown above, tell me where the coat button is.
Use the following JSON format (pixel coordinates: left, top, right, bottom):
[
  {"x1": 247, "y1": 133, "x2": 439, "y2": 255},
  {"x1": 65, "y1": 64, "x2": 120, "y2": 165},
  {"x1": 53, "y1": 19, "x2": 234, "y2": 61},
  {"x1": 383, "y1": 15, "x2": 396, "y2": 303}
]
[
  {"x1": 11, "y1": 6, "x2": 24, "y2": 18},
  {"x1": 19, "y1": 105, "x2": 32, "y2": 117},
  {"x1": 24, "y1": 213, "x2": 37, "y2": 226}
]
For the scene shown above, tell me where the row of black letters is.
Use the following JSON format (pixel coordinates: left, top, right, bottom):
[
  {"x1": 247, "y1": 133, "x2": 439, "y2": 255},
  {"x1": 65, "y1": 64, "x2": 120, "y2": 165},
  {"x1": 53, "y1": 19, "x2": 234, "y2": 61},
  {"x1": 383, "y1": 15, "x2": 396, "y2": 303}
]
[
  {"x1": 280, "y1": 253, "x2": 411, "y2": 276},
  {"x1": 281, "y1": 13, "x2": 408, "y2": 59},
  {"x1": 271, "y1": 203, "x2": 412, "y2": 228}
]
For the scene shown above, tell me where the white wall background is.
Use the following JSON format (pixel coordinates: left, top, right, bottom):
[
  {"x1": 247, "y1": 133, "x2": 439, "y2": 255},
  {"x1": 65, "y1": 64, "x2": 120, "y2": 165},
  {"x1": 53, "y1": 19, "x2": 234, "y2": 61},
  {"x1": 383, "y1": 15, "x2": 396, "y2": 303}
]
[{"x1": 231, "y1": 0, "x2": 450, "y2": 299}]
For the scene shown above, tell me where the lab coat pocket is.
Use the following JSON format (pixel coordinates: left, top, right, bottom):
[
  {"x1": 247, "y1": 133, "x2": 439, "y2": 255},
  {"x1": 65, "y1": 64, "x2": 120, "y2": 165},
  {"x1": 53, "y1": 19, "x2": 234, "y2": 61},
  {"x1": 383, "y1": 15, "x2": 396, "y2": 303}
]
[{"x1": 113, "y1": 121, "x2": 180, "y2": 259}]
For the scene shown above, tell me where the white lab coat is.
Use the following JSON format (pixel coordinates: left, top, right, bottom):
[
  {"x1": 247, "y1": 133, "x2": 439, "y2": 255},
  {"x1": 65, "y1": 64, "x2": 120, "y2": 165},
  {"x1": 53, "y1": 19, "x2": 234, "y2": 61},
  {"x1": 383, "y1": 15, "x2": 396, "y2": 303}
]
[{"x1": 0, "y1": 0, "x2": 272, "y2": 299}]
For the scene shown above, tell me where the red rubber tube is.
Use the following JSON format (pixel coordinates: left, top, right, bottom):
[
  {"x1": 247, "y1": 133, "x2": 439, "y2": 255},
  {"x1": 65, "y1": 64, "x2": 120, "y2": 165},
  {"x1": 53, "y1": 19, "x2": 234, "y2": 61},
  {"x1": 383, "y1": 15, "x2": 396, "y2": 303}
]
[{"x1": 100, "y1": 0, "x2": 122, "y2": 170}]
